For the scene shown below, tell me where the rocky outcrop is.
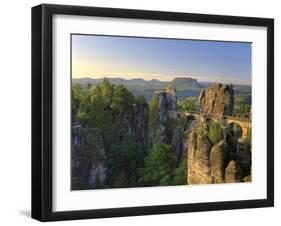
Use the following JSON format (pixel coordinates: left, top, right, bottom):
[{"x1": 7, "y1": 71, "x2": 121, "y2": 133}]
[
  {"x1": 88, "y1": 159, "x2": 107, "y2": 188},
  {"x1": 187, "y1": 123, "x2": 248, "y2": 185},
  {"x1": 71, "y1": 101, "x2": 150, "y2": 189},
  {"x1": 86, "y1": 129, "x2": 107, "y2": 189},
  {"x1": 154, "y1": 86, "x2": 177, "y2": 125},
  {"x1": 152, "y1": 86, "x2": 178, "y2": 145},
  {"x1": 187, "y1": 129, "x2": 213, "y2": 184},
  {"x1": 72, "y1": 128, "x2": 108, "y2": 189},
  {"x1": 133, "y1": 102, "x2": 149, "y2": 146},
  {"x1": 225, "y1": 160, "x2": 242, "y2": 183},
  {"x1": 152, "y1": 87, "x2": 198, "y2": 164},
  {"x1": 199, "y1": 83, "x2": 234, "y2": 116},
  {"x1": 236, "y1": 142, "x2": 251, "y2": 177},
  {"x1": 210, "y1": 140, "x2": 227, "y2": 183}
]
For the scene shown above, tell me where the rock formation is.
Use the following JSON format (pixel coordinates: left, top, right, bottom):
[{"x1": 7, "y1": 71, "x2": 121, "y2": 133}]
[
  {"x1": 225, "y1": 160, "x2": 242, "y2": 183},
  {"x1": 72, "y1": 127, "x2": 107, "y2": 189},
  {"x1": 154, "y1": 86, "x2": 177, "y2": 125},
  {"x1": 152, "y1": 86, "x2": 178, "y2": 145},
  {"x1": 187, "y1": 123, "x2": 250, "y2": 185},
  {"x1": 151, "y1": 86, "x2": 197, "y2": 164},
  {"x1": 186, "y1": 83, "x2": 252, "y2": 185},
  {"x1": 187, "y1": 129, "x2": 213, "y2": 184},
  {"x1": 71, "y1": 101, "x2": 149, "y2": 189},
  {"x1": 199, "y1": 83, "x2": 234, "y2": 116},
  {"x1": 210, "y1": 140, "x2": 227, "y2": 183},
  {"x1": 132, "y1": 102, "x2": 149, "y2": 146}
]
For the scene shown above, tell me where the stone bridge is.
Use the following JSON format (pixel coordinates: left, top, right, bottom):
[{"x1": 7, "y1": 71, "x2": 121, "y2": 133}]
[
  {"x1": 226, "y1": 116, "x2": 251, "y2": 140},
  {"x1": 183, "y1": 111, "x2": 251, "y2": 140}
]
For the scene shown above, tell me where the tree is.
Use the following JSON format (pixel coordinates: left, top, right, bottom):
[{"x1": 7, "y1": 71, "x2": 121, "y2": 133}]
[
  {"x1": 178, "y1": 97, "x2": 197, "y2": 112},
  {"x1": 107, "y1": 138, "x2": 139, "y2": 188},
  {"x1": 138, "y1": 144, "x2": 175, "y2": 186},
  {"x1": 136, "y1": 94, "x2": 146, "y2": 104},
  {"x1": 76, "y1": 86, "x2": 105, "y2": 128},
  {"x1": 84, "y1": 129, "x2": 104, "y2": 161},
  {"x1": 111, "y1": 85, "x2": 135, "y2": 113},
  {"x1": 173, "y1": 155, "x2": 187, "y2": 185},
  {"x1": 233, "y1": 94, "x2": 251, "y2": 117},
  {"x1": 208, "y1": 121, "x2": 224, "y2": 145},
  {"x1": 101, "y1": 78, "x2": 114, "y2": 105}
]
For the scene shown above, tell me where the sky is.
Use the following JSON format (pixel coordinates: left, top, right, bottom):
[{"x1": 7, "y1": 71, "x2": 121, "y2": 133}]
[{"x1": 72, "y1": 34, "x2": 252, "y2": 85}]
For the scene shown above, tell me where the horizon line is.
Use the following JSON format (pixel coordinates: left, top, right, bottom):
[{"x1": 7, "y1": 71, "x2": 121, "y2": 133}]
[{"x1": 72, "y1": 75, "x2": 251, "y2": 86}]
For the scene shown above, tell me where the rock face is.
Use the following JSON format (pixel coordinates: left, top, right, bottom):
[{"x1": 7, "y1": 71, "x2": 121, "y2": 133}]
[
  {"x1": 85, "y1": 129, "x2": 107, "y2": 189},
  {"x1": 152, "y1": 87, "x2": 197, "y2": 164},
  {"x1": 187, "y1": 129, "x2": 213, "y2": 184},
  {"x1": 72, "y1": 127, "x2": 107, "y2": 189},
  {"x1": 187, "y1": 124, "x2": 250, "y2": 185},
  {"x1": 71, "y1": 101, "x2": 149, "y2": 189},
  {"x1": 199, "y1": 83, "x2": 234, "y2": 116},
  {"x1": 152, "y1": 86, "x2": 178, "y2": 145},
  {"x1": 133, "y1": 102, "x2": 149, "y2": 146},
  {"x1": 154, "y1": 86, "x2": 177, "y2": 125},
  {"x1": 210, "y1": 140, "x2": 227, "y2": 183},
  {"x1": 225, "y1": 160, "x2": 242, "y2": 183}
]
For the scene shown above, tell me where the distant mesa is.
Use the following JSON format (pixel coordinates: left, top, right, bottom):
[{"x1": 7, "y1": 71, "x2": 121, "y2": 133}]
[{"x1": 171, "y1": 77, "x2": 201, "y2": 87}]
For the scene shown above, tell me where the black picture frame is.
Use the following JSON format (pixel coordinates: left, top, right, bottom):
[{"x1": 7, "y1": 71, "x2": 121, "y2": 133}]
[{"x1": 32, "y1": 4, "x2": 274, "y2": 222}]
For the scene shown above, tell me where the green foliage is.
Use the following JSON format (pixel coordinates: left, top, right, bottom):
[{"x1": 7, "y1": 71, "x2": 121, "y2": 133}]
[
  {"x1": 247, "y1": 128, "x2": 252, "y2": 149},
  {"x1": 72, "y1": 78, "x2": 192, "y2": 189},
  {"x1": 243, "y1": 175, "x2": 252, "y2": 182},
  {"x1": 138, "y1": 144, "x2": 175, "y2": 186},
  {"x1": 173, "y1": 156, "x2": 187, "y2": 185},
  {"x1": 208, "y1": 121, "x2": 224, "y2": 145},
  {"x1": 101, "y1": 77, "x2": 114, "y2": 105},
  {"x1": 73, "y1": 84, "x2": 104, "y2": 127},
  {"x1": 233, "y1": 94, "x2": 251, "y2": 117},
  {"x1": 107, "y1": 138, "x2": 141, "y2": 188},
  {"x1": 136, "y1": 94, "x2": 146, "y2": 104},
  {"x1": 178, "y1": 97, "x2": 197, "y2": 112},
  {"x1": 72, "y1": 83, "x2": 82, "y2": 113},
  {"x1": 73, "y1": 79, "x2": 135, "y2": 127},
  {"x1": 84, "y1": 129, "x2": 103, "y2": 160},
  {"x1": 230, "y1": 123, "x2": 242, "y2": 139},
  {"x1": 111, "y1": 85, "x2": 135, "y2": 113}
]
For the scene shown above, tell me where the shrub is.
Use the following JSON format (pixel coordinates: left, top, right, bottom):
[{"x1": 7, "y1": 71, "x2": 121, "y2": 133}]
[
  {"x1": 208, "y1": 121, "x2": 224, "y2": 145},
  {"x1": 138, "y1": 144, "x2": 175, "y2": 186}
]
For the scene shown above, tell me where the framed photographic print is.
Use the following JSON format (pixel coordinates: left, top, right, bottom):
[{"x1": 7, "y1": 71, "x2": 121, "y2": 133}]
[{"x1": 32, "y1": 4, "x2": 274, "y2": 221}]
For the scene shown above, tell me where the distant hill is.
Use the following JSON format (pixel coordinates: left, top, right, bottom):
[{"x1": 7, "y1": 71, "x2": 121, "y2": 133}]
[
  {"x1": 73, "y1": 77, "x2": 251, "y2": 101},
  {"x1": 170, "y1": 77, "x2": 203, "y2": 90},
  {"x1": 72, "y1": 77, "x2": 164, "y2": 86},
  {"x1": 73, "y1": 77, "x2": 202, "y2": 89}
]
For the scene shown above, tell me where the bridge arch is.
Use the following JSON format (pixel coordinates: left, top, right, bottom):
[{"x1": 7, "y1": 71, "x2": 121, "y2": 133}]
[
  {"x1": 228, "y1": 122, "x2": 243, "y2": 140},
  {"x1": 226, "y1": 116, "x2": 251, "y2": 141}
]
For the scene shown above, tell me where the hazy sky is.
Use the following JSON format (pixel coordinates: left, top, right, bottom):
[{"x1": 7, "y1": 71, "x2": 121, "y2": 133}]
[{"x1": 72, "y1": 34, "x2": 251, "y2": 85}]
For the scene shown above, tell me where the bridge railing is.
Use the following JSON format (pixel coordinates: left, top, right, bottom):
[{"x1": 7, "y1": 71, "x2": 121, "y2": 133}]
[
  {"x1": 226, "y1": 116, "x2": 251, "y2": 123},
  {"x1": 183, "y1": 111, "x2": 251, "y2": 123}
]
